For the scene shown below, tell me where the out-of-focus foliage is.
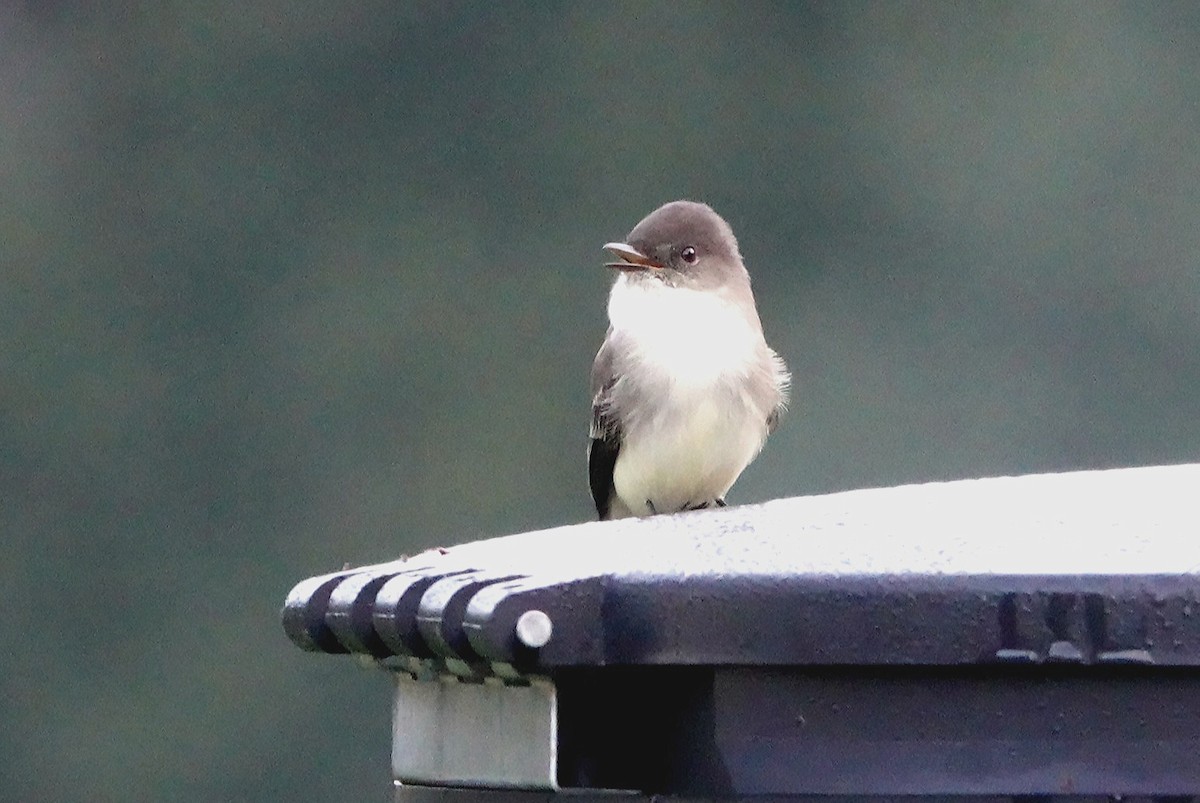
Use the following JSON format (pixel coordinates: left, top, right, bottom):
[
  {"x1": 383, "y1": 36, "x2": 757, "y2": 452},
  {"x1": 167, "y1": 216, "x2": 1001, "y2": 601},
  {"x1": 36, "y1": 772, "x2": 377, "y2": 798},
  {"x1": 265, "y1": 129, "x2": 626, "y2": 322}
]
[{"x1": 3, "y1": 3, "x2": 1198, "y2": 800}]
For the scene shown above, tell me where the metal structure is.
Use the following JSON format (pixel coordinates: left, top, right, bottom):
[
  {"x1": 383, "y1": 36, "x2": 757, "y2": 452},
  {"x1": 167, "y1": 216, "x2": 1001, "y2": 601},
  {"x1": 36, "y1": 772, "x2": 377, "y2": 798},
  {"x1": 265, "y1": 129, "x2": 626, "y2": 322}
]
[{"x1": 283, "y1": 464, "x2": 1200, "y2": 801}]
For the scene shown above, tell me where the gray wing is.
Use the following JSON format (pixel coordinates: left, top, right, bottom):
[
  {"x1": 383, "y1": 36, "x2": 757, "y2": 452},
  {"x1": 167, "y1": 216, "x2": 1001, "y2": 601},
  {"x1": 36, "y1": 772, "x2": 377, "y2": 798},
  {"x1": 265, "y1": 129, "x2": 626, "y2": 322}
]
[
  {"x1": 588, "y1": 332, "x2": 622, "y2": 520},
  {"x1": 766, "y1": 401, "x2": 786, "y2": 433}
]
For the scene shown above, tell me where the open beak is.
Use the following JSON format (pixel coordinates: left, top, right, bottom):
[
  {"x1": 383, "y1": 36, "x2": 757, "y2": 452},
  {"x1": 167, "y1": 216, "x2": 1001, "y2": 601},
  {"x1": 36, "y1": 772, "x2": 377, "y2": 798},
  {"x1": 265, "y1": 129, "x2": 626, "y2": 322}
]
[{"x1": 603, "y1": 242, "x2": 663, "y2": 271}]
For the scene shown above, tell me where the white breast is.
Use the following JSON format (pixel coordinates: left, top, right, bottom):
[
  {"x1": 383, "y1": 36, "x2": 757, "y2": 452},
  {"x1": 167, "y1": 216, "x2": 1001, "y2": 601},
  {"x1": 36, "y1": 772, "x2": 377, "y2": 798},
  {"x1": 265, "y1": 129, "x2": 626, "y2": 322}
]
[
  {"x1": 606, "y1": 276, "x2": 772, "y2": 516},
  {"x1": 607, "y1": 278, "x2": 762, "y2": 385}
]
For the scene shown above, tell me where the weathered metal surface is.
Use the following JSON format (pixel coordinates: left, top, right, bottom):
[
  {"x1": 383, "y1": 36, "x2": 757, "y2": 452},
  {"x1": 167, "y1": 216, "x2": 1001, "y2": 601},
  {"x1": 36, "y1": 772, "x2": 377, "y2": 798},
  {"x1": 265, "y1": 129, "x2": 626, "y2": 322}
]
[
  {"x1": 282, "y1": 464, "x2": 1200, "y2": 797},
  {"x1": 391, "y1": 673, "x2": 556, "y2": 789},
  {"x1": 284, "y1": 464, "x2": 1200, "y2": 670}
]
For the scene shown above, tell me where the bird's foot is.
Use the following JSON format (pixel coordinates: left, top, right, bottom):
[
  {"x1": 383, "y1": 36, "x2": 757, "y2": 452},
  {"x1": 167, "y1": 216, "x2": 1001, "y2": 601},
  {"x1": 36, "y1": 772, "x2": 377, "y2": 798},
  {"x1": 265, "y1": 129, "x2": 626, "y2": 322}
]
[{"x1": 682, "y1": 498, "x2": 727, "y2": 512}]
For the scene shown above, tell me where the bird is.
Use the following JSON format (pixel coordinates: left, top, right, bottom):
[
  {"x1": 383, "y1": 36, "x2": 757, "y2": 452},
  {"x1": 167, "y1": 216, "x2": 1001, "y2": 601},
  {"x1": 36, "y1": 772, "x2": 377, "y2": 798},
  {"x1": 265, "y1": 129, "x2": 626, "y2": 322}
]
[{"x1": 589, "y1": 200, "x2": 790, "y2": 520}]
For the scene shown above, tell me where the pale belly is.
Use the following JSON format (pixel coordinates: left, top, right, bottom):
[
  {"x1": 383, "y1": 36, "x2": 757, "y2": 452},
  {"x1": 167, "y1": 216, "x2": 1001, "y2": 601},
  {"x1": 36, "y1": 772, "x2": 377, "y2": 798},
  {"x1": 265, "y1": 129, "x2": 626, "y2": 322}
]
[
  {"x1": 603, "y1": 276, "x2": 779, "y2": 517},
  {"x1": 611, "y1": 390, "x2": 766, "y2": 516}
]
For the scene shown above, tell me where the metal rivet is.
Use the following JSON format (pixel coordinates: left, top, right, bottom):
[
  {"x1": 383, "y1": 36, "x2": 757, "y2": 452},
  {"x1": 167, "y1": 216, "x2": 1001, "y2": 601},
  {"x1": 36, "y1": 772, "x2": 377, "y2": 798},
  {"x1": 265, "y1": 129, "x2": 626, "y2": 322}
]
[{"x1": 515, "y1": 610, "x2": 553, "y2": 649}]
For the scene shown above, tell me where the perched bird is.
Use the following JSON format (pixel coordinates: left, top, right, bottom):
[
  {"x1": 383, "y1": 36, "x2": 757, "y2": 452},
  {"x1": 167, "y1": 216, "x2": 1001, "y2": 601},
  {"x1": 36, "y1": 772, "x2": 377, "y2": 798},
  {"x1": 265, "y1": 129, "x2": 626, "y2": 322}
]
[{"x1": 589, "y1": 200, "x2": 790, "y2": 520}]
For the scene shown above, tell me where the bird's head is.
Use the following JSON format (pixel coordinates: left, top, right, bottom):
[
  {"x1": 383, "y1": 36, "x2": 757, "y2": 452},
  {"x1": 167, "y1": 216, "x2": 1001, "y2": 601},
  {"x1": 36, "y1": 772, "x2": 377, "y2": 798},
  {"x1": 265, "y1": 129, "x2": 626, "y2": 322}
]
[{"x1": 603, "y1": 200, "x2": 747, "y2": 291}]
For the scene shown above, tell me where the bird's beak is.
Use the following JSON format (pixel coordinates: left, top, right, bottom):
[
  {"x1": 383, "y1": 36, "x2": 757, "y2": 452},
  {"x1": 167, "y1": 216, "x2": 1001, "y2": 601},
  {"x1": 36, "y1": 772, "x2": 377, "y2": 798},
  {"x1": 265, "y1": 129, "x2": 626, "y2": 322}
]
[{"x1": 603, "y1": 242, "x2": 663, "y2": 271}]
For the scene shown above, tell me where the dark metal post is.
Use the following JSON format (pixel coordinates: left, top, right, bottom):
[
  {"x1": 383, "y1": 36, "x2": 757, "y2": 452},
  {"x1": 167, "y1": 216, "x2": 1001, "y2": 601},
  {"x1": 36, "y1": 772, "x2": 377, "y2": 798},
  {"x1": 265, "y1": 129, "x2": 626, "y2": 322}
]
[{"x1": 283, "y1": 464, "x2": 1200, "y2": 801}]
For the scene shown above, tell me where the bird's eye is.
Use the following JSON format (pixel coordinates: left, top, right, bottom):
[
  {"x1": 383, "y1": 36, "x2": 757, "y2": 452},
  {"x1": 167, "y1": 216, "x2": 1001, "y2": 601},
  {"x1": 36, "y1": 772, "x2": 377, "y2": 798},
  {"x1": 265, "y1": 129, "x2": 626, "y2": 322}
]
[{"x1": 680, "y1": 246, "x2": 697, "y2": 264}]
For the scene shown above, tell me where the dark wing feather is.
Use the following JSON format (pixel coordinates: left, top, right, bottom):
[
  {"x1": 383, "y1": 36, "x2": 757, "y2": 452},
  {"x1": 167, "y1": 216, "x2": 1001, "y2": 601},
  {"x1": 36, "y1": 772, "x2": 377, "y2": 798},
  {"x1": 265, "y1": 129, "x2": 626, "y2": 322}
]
[
  {"x1": 588, "y1": 432, "x2": 619, "y2": 520},
  {"x1": 588, "y1": 334, "x2": 622, "y2": 520}
]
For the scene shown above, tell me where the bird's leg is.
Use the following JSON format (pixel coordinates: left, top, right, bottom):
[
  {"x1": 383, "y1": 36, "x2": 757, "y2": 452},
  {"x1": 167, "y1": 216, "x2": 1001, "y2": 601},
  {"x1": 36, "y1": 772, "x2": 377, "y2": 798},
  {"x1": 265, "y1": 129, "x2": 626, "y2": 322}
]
[
  {"x1": 682, "y1": 501, "x2": 698, "y2": 512},
  {"x1": 645, "y1": 499, "x2": 658, "y2": 515},
  {"x1": 682, "y1": 499, "x2": 726, "y2": 512}
]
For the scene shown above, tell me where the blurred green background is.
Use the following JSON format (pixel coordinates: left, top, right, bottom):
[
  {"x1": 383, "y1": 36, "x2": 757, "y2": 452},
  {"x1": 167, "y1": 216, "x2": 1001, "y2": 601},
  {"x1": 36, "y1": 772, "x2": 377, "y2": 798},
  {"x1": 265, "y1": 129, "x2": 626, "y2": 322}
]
[{"x1": 4, "y1": 2, "x2": 1199, "y2": 800}]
